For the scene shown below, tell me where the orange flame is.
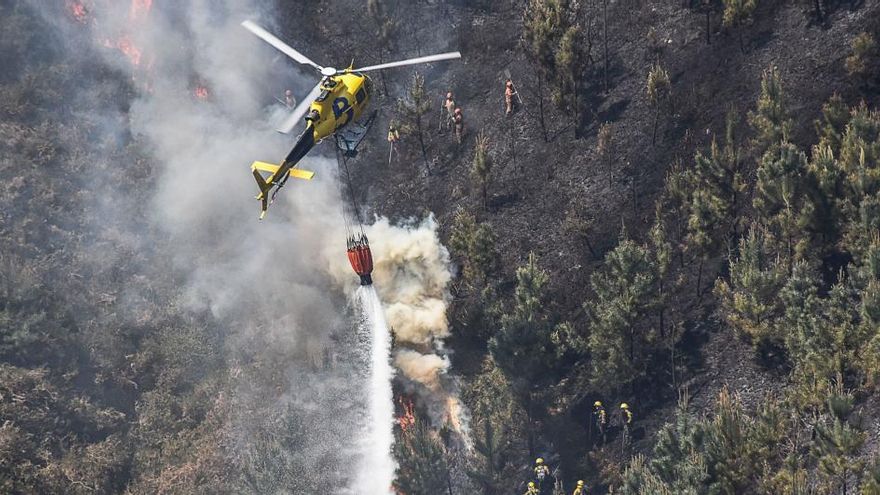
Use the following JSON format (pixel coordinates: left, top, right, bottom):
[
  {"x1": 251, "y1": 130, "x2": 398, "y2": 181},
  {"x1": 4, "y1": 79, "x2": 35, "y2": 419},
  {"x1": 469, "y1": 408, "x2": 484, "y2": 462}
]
[
  {"x1": 114, "y1": 37, "x2": 142, "y2": 66},
  {"x1": 194, "y1": 85, "x2": 210, "y2": 100},
  {"x1": 129, "y1": 0, "x2": 153, "y2": 21},
  {"x1": 66, "y1": 0, "x2": 88, "y2": 23},
  {"x1": 397, "y1": 398, "x2": 416, "y2": 434}
]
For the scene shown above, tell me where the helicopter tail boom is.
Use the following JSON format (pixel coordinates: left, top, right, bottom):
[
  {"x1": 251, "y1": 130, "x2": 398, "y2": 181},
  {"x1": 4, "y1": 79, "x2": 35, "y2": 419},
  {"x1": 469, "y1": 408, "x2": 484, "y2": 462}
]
[
  {"x1": 251, "y1": 124, "x2": 318, "y2": 219},
  {"x1": 251, "y1": 162, "x2": 315, "y2": 219}
]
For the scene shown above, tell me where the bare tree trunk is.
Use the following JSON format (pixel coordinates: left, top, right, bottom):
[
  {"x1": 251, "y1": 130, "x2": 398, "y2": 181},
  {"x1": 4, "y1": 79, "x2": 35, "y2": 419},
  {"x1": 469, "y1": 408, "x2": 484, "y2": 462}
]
[
  {"x1": 446, "y1": 462, "x2": 454, "y2": 495},
  {"x1": 585, "y1": 236, "x2": 598, "y2": 259},
  {"x1": 652, "y1": 106, "x2": 659, "y2": 145},
  {"x1": 538, "y1": 72, "x2": 549, "y2": 142},
  {"x1": 603, "y1": 0, "x2": 609, "y2": 93},
  {"x1": 526, "y1": 392, "x2": 535, "y2": 456},
  {"x1": 696, "y1": 256, "x2": 704, "y2": 301},
  {"x1": 607, "y1": 155, "x2": 613, "y2": 188},
  {"x1": 658, "y1": 280, "x2": 665, "y2": 338},
  {"x1": 629, "y1": 326, "x2": 635, "y2": 361},
  {"x1": 631, "y1": 174, "x2": 638, "y2": 213},
  {"x1": 379, "y1": 50, "x2": 389, "y2": 96},
  {"x1": 705, "y1": 9, "x2": 711, "y2": 45},
  {"x1": 416, "y1": 115, "x2": 431, "y2": 174},
  {"x1": 574, "y1": 82, "x2": 580, "y2": 138}
]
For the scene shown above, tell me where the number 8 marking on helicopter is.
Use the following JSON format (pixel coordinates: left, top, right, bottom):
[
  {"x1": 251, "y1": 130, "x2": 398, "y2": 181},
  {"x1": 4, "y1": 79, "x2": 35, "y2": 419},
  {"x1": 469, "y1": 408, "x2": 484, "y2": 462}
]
[{"x1": 333, "y1": 97, "x2": 354, "y2": 125}]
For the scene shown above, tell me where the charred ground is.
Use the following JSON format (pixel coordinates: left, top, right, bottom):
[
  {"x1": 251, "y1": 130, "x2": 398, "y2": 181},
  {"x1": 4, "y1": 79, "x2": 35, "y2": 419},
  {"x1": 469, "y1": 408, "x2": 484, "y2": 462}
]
[
  {"x1": 2, "y1": 0, "x2": 880, "y2": 493},
  {"x1": 287, "y1": 0, "x2": 880, "y2": 492}
]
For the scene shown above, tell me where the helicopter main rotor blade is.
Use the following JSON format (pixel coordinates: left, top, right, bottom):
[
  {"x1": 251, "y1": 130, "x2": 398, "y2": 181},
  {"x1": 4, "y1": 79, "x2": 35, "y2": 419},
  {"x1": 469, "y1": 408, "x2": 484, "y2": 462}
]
[
  {"x1": 277, "y1": 82, "x2": 322, "y2": 134},
  {"x1": 241, "y1": 20, "x2": 323, "y2": 72},
  {"x1": 348, "y1": 52, "x2": 462, "y2": 73}
]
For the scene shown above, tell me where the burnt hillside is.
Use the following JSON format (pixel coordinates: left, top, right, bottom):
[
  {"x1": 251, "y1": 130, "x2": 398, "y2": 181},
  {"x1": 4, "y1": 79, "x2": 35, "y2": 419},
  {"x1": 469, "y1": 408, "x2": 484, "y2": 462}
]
[
  {"x1": 2, "y1": 0, "x2": 880, "y2": 493},
  {"x1": 284, "y1": 0, "x2": 880, "y2": 492}
]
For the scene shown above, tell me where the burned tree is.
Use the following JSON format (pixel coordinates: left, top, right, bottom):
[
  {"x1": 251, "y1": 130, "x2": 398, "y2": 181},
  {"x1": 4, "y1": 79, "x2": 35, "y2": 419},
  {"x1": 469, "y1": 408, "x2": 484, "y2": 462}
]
[
  {"x1": 397, "y1": 72, "x2": 432, "y2": 174},
  {"x1": 646, "y1": 63, "x2": 671, "y2": 146}
]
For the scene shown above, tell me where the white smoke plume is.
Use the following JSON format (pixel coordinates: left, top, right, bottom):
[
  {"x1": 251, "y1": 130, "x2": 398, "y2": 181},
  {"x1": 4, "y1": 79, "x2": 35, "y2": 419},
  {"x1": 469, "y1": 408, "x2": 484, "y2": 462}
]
[{"x1": 328, "y1": 216, "x2": 470, "y2": 441}]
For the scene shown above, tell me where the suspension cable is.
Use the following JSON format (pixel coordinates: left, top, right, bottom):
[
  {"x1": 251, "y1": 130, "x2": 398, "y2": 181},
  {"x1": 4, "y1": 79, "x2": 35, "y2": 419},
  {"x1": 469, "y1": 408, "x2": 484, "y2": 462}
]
[{"x1": 335, "y1": 135, "x2": 366, "y2": 238}]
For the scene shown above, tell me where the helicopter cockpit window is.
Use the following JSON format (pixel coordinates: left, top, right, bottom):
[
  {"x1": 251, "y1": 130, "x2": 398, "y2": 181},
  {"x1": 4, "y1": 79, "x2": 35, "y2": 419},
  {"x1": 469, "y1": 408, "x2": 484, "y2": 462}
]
[
  {"x1": 316, "y1": 90, "x2": 330, "y2": 102},
  {"x1": 355, "y1": 87, "x2": 366, "y2": 104}
]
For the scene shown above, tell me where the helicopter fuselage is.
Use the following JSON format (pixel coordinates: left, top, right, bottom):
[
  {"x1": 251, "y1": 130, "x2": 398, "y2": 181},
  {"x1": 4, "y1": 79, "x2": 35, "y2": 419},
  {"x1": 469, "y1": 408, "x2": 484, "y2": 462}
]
[
  {"x1": 250, "y1": 72, "x2": 373, "y2": 218},
  {"x1": 306, "y1": 72, "x2": 373, "y2": 144}
]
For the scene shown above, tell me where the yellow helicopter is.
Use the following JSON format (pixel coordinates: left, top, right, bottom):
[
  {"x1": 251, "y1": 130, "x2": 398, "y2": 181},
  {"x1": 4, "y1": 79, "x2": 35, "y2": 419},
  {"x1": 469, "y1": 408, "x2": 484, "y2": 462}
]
[{"x1": 242, "y1": 21, "x2": 461, "y2": 219}]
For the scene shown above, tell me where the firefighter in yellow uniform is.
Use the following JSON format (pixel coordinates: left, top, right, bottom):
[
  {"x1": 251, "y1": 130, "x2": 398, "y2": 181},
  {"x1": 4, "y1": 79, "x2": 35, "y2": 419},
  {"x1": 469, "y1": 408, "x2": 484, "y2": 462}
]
[
  {"x1": 524, "y1": 481, "x2": 540, "y2": 495},
  {"x1": 620, "y1": 403, "x2": 633, "y2": 446},
  {"x1": 534, "y1": 457, "x2": 550, "y2": 486},
  {"x1": 593, "y1": 401, "x2": 607, "y2": 441},
  {"x1": 572, "y1": 479, "x2": 587, "y2": 495},
  {"x1": 387, "y1": 123, "x2": 400, "y2": 143}
]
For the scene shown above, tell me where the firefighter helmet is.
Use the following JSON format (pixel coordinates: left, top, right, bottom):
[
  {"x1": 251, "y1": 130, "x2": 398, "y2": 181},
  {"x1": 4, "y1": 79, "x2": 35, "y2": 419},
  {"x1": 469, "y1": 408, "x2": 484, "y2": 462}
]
[
  {"x1": 577, "y1": 480, "x2": 585, "y2": 487},
  {"x1": 535, "y1": 458, "x2": 544, "y2": 465},
  {"x1": 594, "y1": 401, "x2": 602, "y2": 407},
  {"x1": 528, "y1": 481, "x2": 536, "y2": 488},
  {"x1": 621, "y1": 403, "x2": 629, "y2": 409}
]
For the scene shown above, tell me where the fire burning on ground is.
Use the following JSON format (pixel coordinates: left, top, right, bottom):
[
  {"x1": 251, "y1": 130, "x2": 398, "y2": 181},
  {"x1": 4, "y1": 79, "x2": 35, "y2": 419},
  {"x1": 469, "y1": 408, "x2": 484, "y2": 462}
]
[
  {"x1": 397, "y1": 397, "x2": 416, "y2": 434},
  {"x1": 67, "y1": 0, "x2": 155, "y2": 87},
  {"x1": 66, "y1": 0, "x2": 89, "y2": 23},
  {"x1": 129, "y1": 0, "x2": 152, "y2": 21},
  {"x1": 194, "y1": 85, "x2": 210, "y2": 101},
  {"x1": 103, "y1": 36, "x2": 143, "y2": 66}
]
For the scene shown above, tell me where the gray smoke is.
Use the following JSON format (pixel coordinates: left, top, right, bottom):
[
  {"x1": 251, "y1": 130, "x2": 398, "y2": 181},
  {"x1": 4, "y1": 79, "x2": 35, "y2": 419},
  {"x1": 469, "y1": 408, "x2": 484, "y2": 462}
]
[
  {"x1": 34, "y1": 0, "x2": 471, "y2": 490},
  {"x1": 35, "y1": 0, "x2": 369, "y2": 492}
]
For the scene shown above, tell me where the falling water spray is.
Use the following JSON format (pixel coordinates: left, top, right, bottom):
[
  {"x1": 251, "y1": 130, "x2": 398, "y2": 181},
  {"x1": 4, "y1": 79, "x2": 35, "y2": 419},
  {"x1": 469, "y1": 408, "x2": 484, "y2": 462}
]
[{"x1": 354, "y1": 285, "x2": 396, "y2": 494}]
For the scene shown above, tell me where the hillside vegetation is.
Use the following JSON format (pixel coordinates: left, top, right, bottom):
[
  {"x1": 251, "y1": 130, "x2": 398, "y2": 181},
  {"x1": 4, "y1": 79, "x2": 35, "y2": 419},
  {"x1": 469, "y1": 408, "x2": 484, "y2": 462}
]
[{"x1": 1, "y1": 0, "x2": 880, "y2": 494}]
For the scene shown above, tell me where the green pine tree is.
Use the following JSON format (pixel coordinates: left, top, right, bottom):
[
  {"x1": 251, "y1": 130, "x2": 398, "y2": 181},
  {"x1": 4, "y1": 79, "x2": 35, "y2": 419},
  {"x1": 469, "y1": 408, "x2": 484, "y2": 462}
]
[
  {"x1": 715, "y1": 224, "x2": 788, "y2": 352},
  {"x1": 722, "y1": 0, "x2": 758, "y2": 52},
  {"x1": 489, "y1": 253, "x2": 557, "y2": 390},
  {"x1": 812, "y1": 416, "x2": 865, "y2": 495},
  {"x1": 394, "y1": 420, "x2": 452, "y2": 495},
  {"x1": 523, "y1": 0, "x2": 574, "y2": 141},
  {"x1": 471, "y1": 131, "x2": 493, "y2": 208},
  {"x1": 748, "y1": 66, "x2": 792, "y2": 157},
  {"x1": 466, "y1": 421, "x2": 513, "y2": 494},
  {"x1": 647, "y1": 63, "x2": 671, "y2": 145},
  {"x1": 555, "y1": 24, "x2": 589, "y2": 137},
  {"x1": 586, "y1": 236, "x2": 659, "y2": 391}
]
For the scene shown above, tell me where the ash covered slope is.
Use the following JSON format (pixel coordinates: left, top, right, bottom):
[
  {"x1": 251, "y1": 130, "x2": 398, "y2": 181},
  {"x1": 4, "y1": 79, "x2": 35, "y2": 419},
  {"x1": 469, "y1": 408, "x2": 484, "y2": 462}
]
[
  {"x1": 2, "y1": 0, "x2": 880, "y2": 493},
  {"x1": 279, "y1": 0, "x2": 880, "y2": 492}
]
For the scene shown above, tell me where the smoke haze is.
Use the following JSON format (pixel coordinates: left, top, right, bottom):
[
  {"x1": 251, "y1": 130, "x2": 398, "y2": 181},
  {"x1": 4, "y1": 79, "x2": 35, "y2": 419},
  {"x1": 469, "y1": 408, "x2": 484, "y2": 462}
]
[{"x1": 32, "y1": 0, "x2": 467, "y2": 490}]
